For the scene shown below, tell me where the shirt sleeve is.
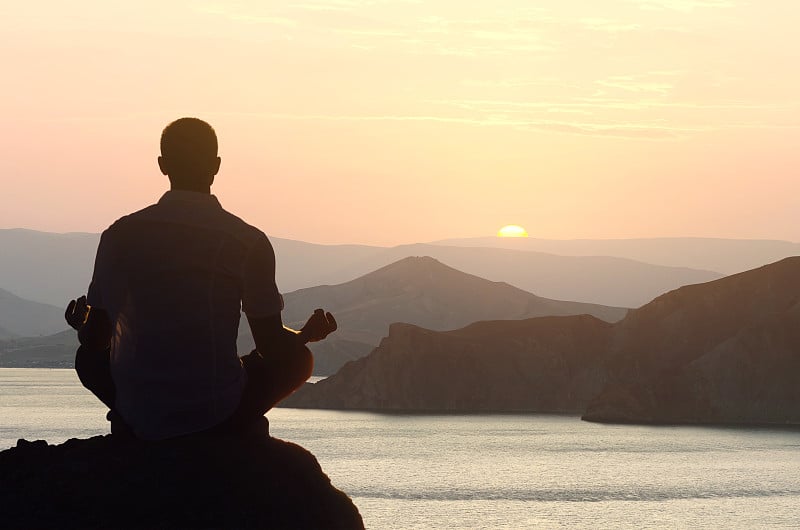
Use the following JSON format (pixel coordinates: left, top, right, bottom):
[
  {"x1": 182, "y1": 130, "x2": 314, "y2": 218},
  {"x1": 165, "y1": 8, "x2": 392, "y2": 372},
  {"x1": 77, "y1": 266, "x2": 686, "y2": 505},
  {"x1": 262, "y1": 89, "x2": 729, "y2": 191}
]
[
  {"x1": 241, "y1": 233, "x2": 284, "y2": 317},
  {"x1": 86, "y1": 229, "x2": 114, "y2": 310}
]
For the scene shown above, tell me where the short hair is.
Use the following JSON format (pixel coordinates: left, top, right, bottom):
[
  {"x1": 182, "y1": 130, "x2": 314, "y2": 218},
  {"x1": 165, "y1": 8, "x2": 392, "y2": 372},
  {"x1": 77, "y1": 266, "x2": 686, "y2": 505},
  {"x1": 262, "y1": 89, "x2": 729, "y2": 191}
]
[{"x1": 160, "y1": 118, "x2": 218, "y2": 165}]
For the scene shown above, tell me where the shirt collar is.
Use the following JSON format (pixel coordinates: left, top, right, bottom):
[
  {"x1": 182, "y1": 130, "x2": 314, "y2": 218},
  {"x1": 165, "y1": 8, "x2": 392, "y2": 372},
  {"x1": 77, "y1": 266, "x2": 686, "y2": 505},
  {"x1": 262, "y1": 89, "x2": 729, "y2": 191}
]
[{"x1": 158, "y1": 190, "x2": 222, "y2": 208}]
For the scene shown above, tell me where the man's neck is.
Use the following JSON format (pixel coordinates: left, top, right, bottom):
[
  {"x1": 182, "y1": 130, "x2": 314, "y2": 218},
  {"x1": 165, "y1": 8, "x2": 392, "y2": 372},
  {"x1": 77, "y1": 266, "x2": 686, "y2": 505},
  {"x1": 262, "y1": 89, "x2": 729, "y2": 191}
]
[{"x1": 170, "y1": 184, "x2": 211, "y2": 194}]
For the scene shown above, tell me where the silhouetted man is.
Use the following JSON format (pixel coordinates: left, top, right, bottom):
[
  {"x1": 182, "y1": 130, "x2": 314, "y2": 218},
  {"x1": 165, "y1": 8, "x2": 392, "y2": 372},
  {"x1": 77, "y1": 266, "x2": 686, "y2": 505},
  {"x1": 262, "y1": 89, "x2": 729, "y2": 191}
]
[{"x1": 65, "y1": 117, "x2": 336, "y2": 440}]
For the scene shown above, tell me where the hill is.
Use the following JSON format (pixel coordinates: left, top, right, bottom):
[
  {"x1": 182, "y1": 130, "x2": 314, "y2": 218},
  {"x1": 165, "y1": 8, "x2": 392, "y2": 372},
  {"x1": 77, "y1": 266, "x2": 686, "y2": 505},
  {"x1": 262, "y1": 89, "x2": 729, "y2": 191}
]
[
  {"x1": 0, "y1": 288, "x2": 67, "y2": 337},
  {"x1": 286, "y1": 258, "x2": 800, "y2": 425},
  {"x1": 311, "y1": 244, "x2": 721, "y2": 308},
  {"x1": 0, "y1": 330, "x2": 77, "y2": 367},
  {"x1": 583, "y1": 257, "x2": 800, "y2": 424},
  {"x1": 282, "y1": 316, "x2": 612, "y2": 412},
  {"x1": 242, "y1": 256, "x2": 628, "y2": 375}
]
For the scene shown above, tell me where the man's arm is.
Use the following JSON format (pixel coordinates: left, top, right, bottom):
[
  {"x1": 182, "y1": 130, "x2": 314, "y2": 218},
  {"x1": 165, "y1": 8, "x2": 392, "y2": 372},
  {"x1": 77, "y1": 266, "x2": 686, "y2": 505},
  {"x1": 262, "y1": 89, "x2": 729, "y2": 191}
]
[
  {"x1": 247, "y1": 310, "x2": 337, "y2": 360},
  {"x1": 79, "y1": 307, "x2": 113, "y2": 352}
]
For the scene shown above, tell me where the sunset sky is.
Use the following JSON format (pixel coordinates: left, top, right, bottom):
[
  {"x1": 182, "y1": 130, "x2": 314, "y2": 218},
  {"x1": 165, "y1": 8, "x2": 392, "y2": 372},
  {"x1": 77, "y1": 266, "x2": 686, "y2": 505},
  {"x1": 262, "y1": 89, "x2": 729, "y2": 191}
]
[{"x1": 1, "y1": 1, "x2": 798, "y2": 245}]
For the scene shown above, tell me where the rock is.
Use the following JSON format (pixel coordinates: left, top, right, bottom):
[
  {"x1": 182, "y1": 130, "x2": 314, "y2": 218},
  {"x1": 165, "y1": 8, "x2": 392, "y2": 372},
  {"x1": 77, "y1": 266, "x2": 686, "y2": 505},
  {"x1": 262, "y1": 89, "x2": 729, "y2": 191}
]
[
  {"x1": 283, "y1": 315, "x2": 613, "y2": 413},
  {"x1": 0, "y1": 431, "x2": 363, "y2": 529}
]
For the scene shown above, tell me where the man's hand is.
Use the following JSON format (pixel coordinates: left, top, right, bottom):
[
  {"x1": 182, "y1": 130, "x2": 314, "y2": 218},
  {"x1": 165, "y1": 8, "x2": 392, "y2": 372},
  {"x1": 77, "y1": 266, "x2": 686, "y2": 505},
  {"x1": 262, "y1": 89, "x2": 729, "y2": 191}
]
[
  {"x1": 65, "y1": 296, "x2": 89, "y2": 331},
  {"x1": 65, "y1": 296, "x2": 112, "y2": 351},
  {"x1": 298, "y1": 309, "x2": 337, "y2": 343}
]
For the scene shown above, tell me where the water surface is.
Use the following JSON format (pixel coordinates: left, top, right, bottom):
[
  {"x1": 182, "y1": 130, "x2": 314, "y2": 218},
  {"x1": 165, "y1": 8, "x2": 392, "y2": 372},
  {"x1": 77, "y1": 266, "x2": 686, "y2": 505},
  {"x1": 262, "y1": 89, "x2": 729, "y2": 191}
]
[{"x1": 2, "y1": 368, "x2": 799, "y2": 528}]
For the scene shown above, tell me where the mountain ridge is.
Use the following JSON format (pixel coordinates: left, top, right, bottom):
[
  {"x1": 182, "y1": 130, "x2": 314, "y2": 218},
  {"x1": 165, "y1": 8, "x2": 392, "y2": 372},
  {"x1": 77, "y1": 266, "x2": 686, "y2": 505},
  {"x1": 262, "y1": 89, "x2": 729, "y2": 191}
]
[
  {"x1": 285, "y1": 257, "x2": 800, "y2": 425},
  {"x1": 434, "y1": 236, "x2": 800, "y2": 275},
  {"x1": 2, "y1": 228, "x2": 723, "y2": 308}
]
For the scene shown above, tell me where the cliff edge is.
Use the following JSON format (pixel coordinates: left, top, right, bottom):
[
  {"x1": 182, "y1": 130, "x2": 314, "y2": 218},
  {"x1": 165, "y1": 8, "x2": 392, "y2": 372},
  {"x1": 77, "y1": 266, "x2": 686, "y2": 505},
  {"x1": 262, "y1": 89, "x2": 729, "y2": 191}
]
[{"x1": 0, "y1": 431, "x2": 363, "y2": 529}]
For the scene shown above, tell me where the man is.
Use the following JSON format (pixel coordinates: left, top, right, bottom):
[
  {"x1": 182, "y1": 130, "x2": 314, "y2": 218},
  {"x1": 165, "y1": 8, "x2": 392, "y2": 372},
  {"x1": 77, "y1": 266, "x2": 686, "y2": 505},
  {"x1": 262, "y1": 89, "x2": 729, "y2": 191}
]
[{"x1": 65, "y1": 117, "x2": 336, "y2": 441}]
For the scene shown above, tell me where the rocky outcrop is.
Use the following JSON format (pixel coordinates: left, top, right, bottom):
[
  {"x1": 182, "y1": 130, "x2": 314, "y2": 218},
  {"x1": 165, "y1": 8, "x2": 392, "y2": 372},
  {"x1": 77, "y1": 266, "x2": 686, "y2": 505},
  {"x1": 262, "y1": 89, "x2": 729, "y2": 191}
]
[
  {"x1": 285, "y1": 258, "x2": 800, "y2": 426},
  {"x1": 583, "y1": 257, "x2": 800, "y2": 425},
  {"x1": 0, "y1": 431, "x2": 363, "y2": 529},
  {"x1": 283, "y1": 315, "x2": 613, "y2": 413}
]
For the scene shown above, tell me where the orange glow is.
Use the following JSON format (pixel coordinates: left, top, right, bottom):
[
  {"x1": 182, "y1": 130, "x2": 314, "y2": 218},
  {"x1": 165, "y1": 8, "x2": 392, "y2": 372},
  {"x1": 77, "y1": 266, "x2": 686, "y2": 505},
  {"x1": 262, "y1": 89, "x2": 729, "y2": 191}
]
[{"x1": 1, "y1": 2, "x2": 799, "y2": 245}]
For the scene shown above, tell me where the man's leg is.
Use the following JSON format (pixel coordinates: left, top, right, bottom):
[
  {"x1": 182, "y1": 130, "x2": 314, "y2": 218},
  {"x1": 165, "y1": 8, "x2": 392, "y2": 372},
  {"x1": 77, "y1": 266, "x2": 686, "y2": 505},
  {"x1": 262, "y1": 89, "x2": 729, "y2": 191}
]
[
  {"x1": 75, "y1": 345, "x2": 135, "y2": 438},
  {"x1": 223, "y1": 344, "x2": 314, "y2": 433}
]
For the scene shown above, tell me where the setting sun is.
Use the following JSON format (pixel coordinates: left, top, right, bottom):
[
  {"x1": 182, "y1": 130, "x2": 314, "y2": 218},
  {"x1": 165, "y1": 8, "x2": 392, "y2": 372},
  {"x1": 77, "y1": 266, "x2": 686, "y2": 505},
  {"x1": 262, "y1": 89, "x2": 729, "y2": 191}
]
[{"x1": 497, "y1": 225, "x2": 529, "y2": 238}]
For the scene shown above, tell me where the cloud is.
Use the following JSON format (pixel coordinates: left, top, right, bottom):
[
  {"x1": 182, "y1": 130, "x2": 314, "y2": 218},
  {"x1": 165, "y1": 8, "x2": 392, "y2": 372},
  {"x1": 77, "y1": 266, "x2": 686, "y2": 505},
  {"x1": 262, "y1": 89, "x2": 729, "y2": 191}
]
[
  {"x1": 196, "y1": 5, "x2": 297, "y2": 26},
  {"x1": 215, "y1": 111, "x2": 702, "y2": 140},
  {"x1": 579, "y1": 18, "x2": 641, "y2": 33},
  {"x1": 628, "y1": 0, "x2": 738, "y2": 12}
]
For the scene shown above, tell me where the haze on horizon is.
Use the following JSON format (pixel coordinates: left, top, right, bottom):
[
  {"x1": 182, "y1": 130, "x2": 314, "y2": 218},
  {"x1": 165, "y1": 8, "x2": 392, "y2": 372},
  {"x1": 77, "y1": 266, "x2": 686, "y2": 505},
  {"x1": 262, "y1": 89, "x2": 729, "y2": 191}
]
[{"x1": 1, "y1": 0, "x2": 799, "y2": 246}]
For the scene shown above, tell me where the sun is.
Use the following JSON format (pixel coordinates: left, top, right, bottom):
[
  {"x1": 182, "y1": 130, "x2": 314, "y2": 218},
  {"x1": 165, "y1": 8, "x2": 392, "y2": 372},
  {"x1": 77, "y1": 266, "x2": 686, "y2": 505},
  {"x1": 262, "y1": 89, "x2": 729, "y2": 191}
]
[{"x1": 497, "y1": 225, "x2": 529, "y2": 238}]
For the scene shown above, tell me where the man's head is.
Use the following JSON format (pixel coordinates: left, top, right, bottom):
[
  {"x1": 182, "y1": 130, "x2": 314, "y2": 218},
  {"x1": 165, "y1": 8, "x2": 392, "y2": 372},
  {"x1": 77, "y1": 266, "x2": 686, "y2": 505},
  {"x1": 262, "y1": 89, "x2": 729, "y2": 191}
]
[{"x1": 158, "y1": 118, "x2": 221, "y2": 192}]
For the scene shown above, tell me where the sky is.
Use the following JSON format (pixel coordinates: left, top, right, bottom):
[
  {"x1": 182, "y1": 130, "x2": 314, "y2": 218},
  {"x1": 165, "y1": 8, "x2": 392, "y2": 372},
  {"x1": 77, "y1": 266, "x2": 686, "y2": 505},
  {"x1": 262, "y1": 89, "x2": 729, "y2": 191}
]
[{"x1": 1, "y1": 0, "x2": 799, "y2": 246}]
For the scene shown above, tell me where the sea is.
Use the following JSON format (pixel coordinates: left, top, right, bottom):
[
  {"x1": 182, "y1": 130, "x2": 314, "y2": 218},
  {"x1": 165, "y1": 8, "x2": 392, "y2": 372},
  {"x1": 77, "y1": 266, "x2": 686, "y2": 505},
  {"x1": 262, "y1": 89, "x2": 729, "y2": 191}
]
[{"x1": 2, "y1": 368, "x2": 799, "y2": 529}]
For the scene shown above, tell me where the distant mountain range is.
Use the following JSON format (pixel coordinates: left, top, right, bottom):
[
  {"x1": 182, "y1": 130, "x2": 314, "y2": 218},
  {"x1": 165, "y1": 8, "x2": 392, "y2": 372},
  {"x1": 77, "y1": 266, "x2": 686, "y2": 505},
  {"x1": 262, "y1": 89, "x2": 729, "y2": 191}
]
[
  {"x1": 0, "y1": 256, "x2": 627, "y2": 374},
  {"x1": 2, "y1": 228, "x2": 729, "y2": 308},
  {"x1": 434, "y1": 236, "x2": 800, "y2": 276},
  {"x1": 284, "y1": 258, "x2": 800, "y2": 425}
]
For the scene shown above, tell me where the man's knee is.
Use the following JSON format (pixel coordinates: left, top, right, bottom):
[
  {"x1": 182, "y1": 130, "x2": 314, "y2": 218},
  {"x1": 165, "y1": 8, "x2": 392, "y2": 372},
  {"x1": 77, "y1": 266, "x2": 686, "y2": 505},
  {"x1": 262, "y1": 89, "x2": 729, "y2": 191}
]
[{"x1": 75, "y1": 345, "x2": 115, "y2": 409}]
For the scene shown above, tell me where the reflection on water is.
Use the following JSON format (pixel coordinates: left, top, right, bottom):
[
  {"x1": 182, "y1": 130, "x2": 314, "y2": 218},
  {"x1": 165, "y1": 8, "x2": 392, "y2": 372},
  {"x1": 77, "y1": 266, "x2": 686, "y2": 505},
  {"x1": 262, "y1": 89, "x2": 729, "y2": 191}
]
[{"x1": 2, "y1": 368, "x2": 799, "y2": 529}]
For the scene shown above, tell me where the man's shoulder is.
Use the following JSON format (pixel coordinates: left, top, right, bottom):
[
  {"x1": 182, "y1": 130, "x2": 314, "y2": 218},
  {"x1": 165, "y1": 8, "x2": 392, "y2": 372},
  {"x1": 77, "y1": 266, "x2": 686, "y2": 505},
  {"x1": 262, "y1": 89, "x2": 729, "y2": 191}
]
[
  {"x1": 215, "y1": 207, "x2": 271, "y2": 249},
  {"x1": 101, "y1": 205, "x2": 160, "y2": 235},
  {"x1": 101, "y1": 201, "x2": 273, "y2": 253}
]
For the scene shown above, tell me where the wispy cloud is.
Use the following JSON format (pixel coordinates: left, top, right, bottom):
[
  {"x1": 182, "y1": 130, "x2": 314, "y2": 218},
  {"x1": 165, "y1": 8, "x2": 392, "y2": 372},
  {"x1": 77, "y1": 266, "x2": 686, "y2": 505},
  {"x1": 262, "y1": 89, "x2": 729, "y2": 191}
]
[
  {"x1": 218, "y1": 111, "x2": 705, "y2": 140},
  {"x1": 579, "y1": 18, "x2": 641, "y2": 33},
  {"x1": 629, "y1": 0, "x2": 738, "y2": 12}
]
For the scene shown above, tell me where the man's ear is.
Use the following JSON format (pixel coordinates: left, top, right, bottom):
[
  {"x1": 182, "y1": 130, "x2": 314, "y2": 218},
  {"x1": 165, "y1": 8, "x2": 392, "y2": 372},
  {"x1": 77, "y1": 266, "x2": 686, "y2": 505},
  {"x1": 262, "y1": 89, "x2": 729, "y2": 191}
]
[
  {"x1": 209, "y1": 156, "x2": 221, "y2": 186},
  {"x1": 157, "y1": 156, "x2": 169, "y2": 176}
]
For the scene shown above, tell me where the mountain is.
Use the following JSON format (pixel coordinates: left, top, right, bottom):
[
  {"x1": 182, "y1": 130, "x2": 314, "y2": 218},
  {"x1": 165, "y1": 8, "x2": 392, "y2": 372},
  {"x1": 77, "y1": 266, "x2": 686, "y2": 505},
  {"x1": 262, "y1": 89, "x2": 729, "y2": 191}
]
[
  {"x1": 241, "y1": 256, "x2": 628, "y2": 375},
  {"x1": 282, "y1": 256, "x2": 627, "y2": 338},
  {"x1": 310, "y1": 244, "x2": 722, "y2": 308},
  {"x1": 434, "y1": 236, "x2": 800, "y2": 276},
  {"x1": 583, "y1": 257, "x2": 800, "y2": 424},
  {"x1": 2, "y1": 228, "x2": 721, "y2": 308},
  {"x1": 282, "y1": 316, "x2": 613, "y2": 412},
  {"x1": 0, "y1": 288, "x2": 67, "y2": 337},
  {"x1": 0, "y1": 229, "x2": 100, "y2": 306},
  {"x1": 285, "y1": 258, "x2": 800, "y2": 425}
]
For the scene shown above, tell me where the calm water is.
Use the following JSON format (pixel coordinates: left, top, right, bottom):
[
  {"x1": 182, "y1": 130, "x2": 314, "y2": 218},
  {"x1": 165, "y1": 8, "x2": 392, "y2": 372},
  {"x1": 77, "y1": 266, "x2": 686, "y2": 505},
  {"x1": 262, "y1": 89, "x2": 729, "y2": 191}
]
[{"x1": 2, "y1": 368, "x2": 799, "y2": 529}]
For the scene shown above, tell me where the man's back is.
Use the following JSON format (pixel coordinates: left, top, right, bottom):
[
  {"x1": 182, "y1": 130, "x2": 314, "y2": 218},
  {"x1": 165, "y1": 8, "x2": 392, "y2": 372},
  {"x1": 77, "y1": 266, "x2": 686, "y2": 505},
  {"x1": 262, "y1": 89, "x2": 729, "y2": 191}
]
[{"x1": 88, "y1": 190, "x2": 283, "y2": 440}]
